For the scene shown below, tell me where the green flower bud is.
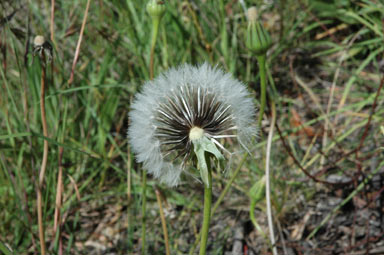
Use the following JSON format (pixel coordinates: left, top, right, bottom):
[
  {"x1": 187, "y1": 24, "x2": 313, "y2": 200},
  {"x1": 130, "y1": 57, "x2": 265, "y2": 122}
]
[
  {"x1": 146, "y1": 0, "x2": 166, "y2": 20},
  {"x1": 249, "y1": 175, "x2": 266, "y2": 205},
  {"x1": 245, "y1": 7, "x2": 272, "y2": 56}
]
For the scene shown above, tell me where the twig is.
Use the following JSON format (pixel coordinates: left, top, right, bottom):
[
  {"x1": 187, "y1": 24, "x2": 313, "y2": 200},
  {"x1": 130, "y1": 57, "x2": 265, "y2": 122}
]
[
  {"x1": 155, "y1": 187, "x2": 171, "y2": 255},
  {"x1": 266, "y1": 101, "x2": 278, "y2": 255},
  {"x1": 275, "y1": 124, "x2": 342, "y2": 186},
  {"x1": 355, "y1": 74, "x2": 384, "y2": 164},
  {"x1": 68, "y1": 0, "x2": 92, "y2": 85}
]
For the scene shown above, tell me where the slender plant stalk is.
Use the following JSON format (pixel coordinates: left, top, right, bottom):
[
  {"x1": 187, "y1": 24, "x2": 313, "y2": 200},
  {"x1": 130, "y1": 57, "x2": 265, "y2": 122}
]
[
  {"x1": 54, "y1": 147, "x2": 64, "y2": 255},
  {"x1": 257, "y1": 55, "x2": 267, "y2": 125},
  {"x1": 141, "y1": 171, "x2": 147, "y2": 255},
  {"x1": 149, "y1": 18, "x2": 160, "y2": 80},
  {"x1": 68, "y1": 0, "x2": 91, "y2": 85},
  {"x1": 256, "y1": 50, "x2": 277, "y2": 254},
  {"x1": 191, "y1": 24, "x2": 270, "y2": 255},
  {"x1": 219, "y1": 0, "x2": 228, "y2": 66},
  {"x1": 189, "y1": 150, "x2": 249, "y2": 255},
  {"x1": 155, "y1": 188, "x2": 171, "y2": 255},
  {"x1": 37, "y1": 52, "x2": 48, "y2": 255},
  {"x1": 36, "y1": 180, "x2": 45, "y2": 254},
  {"x1": 265, "y1": 100, "x2": 277, "y2": 255},
  {"x1": 199, "y1": 162, "x2": 212, "y2": 255},
  {"x1": 127, "y1": 146, "x2": 133, "y2": 250},
  {"x1": 53, "y1": 147, "x2": 63, "y2": 234},
  {"x1": 250, "y1": 205, "x2": 268, "y2": 240},
  {"x1": 127, "y1": 147, "x2": 132, "y2": 202},
  {"x1": 141, "y1": 8, "x2": 162, "y2": 253},
  {"x1": 50, "y1": 0, "x2": 55, "y2": 44}
]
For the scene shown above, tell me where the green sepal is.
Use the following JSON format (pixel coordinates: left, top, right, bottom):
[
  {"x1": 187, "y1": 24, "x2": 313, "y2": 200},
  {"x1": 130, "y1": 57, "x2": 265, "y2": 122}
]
[
  {"x1": 192, "y1": 136, "x2": 224, "y2": 188},
  {"x1": 245, "y1": 20, "x2": 272, "y2": 56},
  {"x1": 249, "y1": 175, "x2": 266, "y2": 206},
  {"x1": 146, "y1": 0, "x2": 166, "y2": 20}
]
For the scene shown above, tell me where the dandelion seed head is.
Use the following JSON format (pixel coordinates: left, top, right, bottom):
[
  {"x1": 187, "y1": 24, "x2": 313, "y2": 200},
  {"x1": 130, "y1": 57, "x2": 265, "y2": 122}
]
[{"x1": 128, "y1": 63, "x2": 257, "y2": 186}]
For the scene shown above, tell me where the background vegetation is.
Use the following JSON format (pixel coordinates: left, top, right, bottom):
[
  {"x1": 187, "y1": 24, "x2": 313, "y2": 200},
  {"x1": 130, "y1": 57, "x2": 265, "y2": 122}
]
[{"x1": 1, "y1": 0, "x2": 383, "y2": 254}]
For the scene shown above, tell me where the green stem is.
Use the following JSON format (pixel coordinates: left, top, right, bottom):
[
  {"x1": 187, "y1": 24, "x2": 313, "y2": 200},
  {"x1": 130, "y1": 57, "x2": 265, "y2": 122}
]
[
  {"x1": 141, "y1": 171, "x2": 147, "y2": 255},
  {"x1": 199, "y1": 165, "x2": 212, "y2": 255},
  {"x1": 190, "y1": 151, "x2": 248, "y2": 255},
  {"x1": 257, "y1": 55, "x2": 267, "y2": 126},
  {"x1": 249, "y1": 201, "x2": 268, "y2": 240},
  {"x1": 150, "y1": 18, "x2": 160, "y2": 80},
  {"x1": 0, "y1": 241, "x2": 12, "y2": 255},
  {"x1": 141, "y1": 14, "x2": 161, "y2": 255}
]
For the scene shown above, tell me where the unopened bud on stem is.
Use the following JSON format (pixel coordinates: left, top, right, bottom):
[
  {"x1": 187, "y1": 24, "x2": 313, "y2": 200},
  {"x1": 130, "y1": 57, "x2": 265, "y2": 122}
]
[
  {"x1": 146, "y1": 0, "x2": 166, "y2": 20},
  {"x1": 245, "y1": 7, "x2": 272, "y2": 56}
]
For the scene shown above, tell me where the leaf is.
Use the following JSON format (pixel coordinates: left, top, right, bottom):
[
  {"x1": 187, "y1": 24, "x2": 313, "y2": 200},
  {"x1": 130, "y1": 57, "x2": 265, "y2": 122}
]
[{"x1": 192, "y1": 136, "x2": 224, "y2": 187}]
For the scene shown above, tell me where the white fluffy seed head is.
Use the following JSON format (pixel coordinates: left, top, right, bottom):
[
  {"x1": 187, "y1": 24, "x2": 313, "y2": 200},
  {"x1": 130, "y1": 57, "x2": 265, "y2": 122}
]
[{"x1": 128, "y1": 63, "x2": 257, "y2": 186}]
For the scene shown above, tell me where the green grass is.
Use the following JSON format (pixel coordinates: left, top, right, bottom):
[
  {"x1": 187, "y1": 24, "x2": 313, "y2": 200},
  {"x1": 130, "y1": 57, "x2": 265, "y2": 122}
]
[{"x1": 1, "y1": 0, "x2": 384, "y2": 254}]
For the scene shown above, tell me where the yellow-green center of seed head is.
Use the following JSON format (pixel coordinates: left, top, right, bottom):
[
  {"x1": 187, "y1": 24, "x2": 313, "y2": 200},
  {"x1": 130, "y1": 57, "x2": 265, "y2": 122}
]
[{"x1": 189, "y1": 126, "x2": 204, "y2": 141}]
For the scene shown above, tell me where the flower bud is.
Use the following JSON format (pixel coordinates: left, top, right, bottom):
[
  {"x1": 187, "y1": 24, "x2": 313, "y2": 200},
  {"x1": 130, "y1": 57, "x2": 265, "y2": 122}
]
[
  {"x1": 146, "y1": 0, "x2": 166, "y2": 20},
  {"x1": 34, "y1": 35, "x2": 46, "y2": 47},
  {"x1": 245, "y1": 7, "x2": 272, "y2": 56},
  {"x1": 249, "y1": 175, "x2": 266, "y2": 204}
]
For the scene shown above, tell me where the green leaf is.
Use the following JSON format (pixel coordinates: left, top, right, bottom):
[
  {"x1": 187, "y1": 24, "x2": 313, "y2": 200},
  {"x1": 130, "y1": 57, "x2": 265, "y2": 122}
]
[
  {"x1": 0, "y1": 241, "x2": 12, "y2": 255},
  {"x1": 192, "y1": 136, "x2": 224, "y2": 187}
]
